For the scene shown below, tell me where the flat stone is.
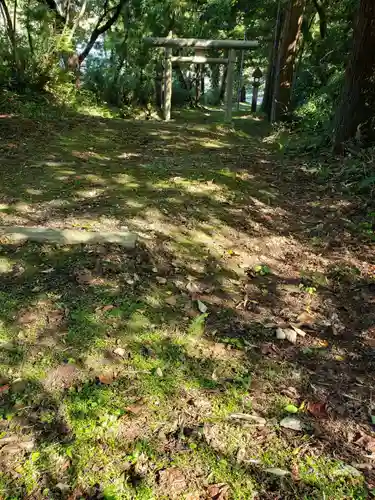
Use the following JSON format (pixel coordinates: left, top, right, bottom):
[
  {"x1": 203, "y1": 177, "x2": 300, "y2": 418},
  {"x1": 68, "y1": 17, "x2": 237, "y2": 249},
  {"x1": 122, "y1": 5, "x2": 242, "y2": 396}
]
[{"x1": 0, "y1": 227, "x2": 137, "y2": 248}]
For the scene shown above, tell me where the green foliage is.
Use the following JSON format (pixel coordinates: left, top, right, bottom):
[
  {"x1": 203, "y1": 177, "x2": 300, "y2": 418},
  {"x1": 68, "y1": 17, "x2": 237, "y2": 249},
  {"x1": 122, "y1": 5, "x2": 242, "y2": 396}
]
[{"x1": 254, "y1": 264, "x2": 271, "y2": 276}]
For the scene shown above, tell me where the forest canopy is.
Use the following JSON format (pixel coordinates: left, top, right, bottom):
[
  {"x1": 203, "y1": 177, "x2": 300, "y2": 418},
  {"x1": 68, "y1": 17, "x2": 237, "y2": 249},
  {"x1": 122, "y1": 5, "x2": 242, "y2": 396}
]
[{"x1": 1, "y1": 0, "x2": 374, "y2": 150}]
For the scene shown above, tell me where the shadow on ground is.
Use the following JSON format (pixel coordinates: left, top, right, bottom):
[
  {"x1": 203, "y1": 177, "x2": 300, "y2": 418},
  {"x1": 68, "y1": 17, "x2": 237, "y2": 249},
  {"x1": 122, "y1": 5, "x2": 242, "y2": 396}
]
[{"x1": 0, "y1": 107, "x2": 374, "y2": 498}]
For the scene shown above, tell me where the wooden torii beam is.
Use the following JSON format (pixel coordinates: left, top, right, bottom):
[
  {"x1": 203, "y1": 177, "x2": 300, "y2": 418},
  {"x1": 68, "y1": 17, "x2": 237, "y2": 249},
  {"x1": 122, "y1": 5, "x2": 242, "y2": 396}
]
[
  {"x1": 144, "y1": 37, "x2": 259, "y2": 49},
  {"x1": 144, "y1": 37, "x2": 258, "y2": 122}
]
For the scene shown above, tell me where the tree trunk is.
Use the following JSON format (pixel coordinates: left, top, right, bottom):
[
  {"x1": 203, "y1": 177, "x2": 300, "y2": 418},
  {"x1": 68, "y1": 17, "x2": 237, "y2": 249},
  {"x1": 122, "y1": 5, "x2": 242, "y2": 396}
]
[
  {"x1": 274, "y1": 0, "x2": 306, "y2": 120},
  {"x1": 262, "y1": 1, "x2": 283, "y2": 118},
  {"x1": 333, "y1": 0, "x2": 375, "y2": 150},
  {"x1": 0, "y1": 0, "x2": 16, "y2": 58},
  {"x1": 195, "y1": 64, "x2": 201, "y2": 105},
  {"x1": 218, "y1": 65, "x2": 228, "y2": 103}
]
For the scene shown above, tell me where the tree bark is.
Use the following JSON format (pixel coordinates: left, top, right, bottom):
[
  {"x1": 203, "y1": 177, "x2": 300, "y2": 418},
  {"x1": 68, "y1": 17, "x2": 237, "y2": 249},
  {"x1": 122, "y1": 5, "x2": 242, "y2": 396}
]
[
  {"x1": 0, "y1": 0, "x2": 15, "y2": 50},
  {"x1": 274, "y1": 0, "x2": 306, "y2": 120},
  {"x1": 195, "y1": 64, "x2": 201, "y2": 105},
  {"x1": 262, "y1": 1, "x2": 283, "y2": 118},
  {"x1": 333, "y1": 0, "x2": 375, "y2": 150},
  {"x1": 312, "y1": 0, "x2": 327, "y2": 39},
  {"x1": 218, "y1": 64, "x2": 228, "y2": 103}
]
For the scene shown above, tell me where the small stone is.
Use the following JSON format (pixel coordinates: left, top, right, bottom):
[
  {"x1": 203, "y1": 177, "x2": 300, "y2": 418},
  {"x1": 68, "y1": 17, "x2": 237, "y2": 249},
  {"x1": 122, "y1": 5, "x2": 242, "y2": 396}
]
[
  {"x1": 114, "y1": 347, "x2": 126, "y2": 357},
  {"x1": 276, "y1": 328, "x2": 286, "y2": 340},
  {"x1": 156, "y1": 276, "x2": 167, "y2": 284},
  {"x1": 155, "y1": 367, "x2": 163, "y2": 377},
  {"x1": 280, "y1": 416, "x2": 303, "y2": 431}
]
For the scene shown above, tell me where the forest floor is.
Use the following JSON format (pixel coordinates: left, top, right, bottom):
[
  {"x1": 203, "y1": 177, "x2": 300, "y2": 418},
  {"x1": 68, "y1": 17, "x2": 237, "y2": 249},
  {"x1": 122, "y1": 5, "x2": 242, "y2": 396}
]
[{"x1": 0, "y1": 105, "x2": 374, "y2": 499}]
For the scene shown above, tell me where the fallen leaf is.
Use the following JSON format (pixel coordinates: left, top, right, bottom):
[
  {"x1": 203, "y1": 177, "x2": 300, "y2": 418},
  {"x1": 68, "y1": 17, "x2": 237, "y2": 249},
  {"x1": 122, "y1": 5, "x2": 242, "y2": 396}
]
[
  {"x1": 261, "y1": 343, "x2": 280, "y2": 356},
  {"x1": 0, "y1": 384, "x2": 10, "y2": 393},
  {"x1": 17, "y1": 310, "x2": 38, "y2": 325},
  {"x1": 276, "y1": 328, "x2": 297, "y2": 344},
  {"x1": 296, "y1": 312, "x2": 315, "y2": 325},
  {"x1": 206, "y1": 483, "x2": 229, "y2": 500},
  {"x1": 155, "y1": 367, "x2": 163, "y2": 377},
  {"x1": 307, "y1": 401, "x2": 328, "y2": 419},
  {"x1": 114, "y1": 347, "x2": 126, "y2": 357},
  {"x1": 159, "y1": 467, "x2": 187, "y2": 496},
  {"x1": 285, "y1": 404, "x2": 299, "y2": 414},
  {"x1": 229, "y1": 413, "x2": 266, "y2": 426},
  {"x1": 291, "y1": 463, "x2": 300, "y2": 481},
  {"x1": 126, "y1": 402, "x2": 145, "y2": 415},
  {"x1": 186, "y1": 281, "x2": 201, "y2": 295},
  {"x1": 41, "y1": 267, "x2": 54, "y2": 274},
  {"x1": 98, "y1": 373, "x2": 115, "y2": 385},
  {"x1": 281, "y1": 387, "x2": 300, "y2": 399},
  {"x1": 165, "y1": 296, "x2": 177, "y2": 306},
  {"x1": 75, "y1": 269, "x2": 93, "y2": 285},
  {"x1": 156, "y1": 276, "x2": 167, "y2": 284},
  {"x1": 265, "y1": 468, "x2": 290, "y2": 477},
  {"x1": 318, "y1": 339, "x2": 329, "y2": 347},
  {"x1": 102, "y1": 304, "x2": 115, "y2": 312},
  {"x1": 334, "y1": 354, "x2": 345, "y2": 361},
  {"x1": 197, "y1": 300, "x2": 208, "y2": 313},
  {"x1": 284, "y1": 328, "x2": 297, "y2": 344},
  {"x1": 354, "y1": 432, "x2": 375, "y2": 453},
  {"x1": 290, "y1": 323, "x2": 306, "y2": 337},
  {"x1": 280, "y1": 416, "x2": 303, "y2": 432}
]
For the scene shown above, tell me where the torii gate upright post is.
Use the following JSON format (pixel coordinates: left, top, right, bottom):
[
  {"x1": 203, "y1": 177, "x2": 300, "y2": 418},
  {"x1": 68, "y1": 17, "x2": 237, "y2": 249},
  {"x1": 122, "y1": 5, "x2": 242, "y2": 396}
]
[{"x1": 144, "y1": 37, "x2": 259, "y2": 123}]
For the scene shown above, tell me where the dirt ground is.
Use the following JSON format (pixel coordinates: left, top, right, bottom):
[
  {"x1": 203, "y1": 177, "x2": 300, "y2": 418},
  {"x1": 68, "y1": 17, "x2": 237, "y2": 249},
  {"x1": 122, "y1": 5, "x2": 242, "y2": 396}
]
[{"x1": 0, "y1": 106, "x2": 374, "y2": 499}]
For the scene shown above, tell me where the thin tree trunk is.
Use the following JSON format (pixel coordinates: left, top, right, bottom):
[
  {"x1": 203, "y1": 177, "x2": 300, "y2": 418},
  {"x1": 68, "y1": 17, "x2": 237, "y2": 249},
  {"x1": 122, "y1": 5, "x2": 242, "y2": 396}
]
[
  {"x1": 0, "y1": 0, "x2": 15, "y2": 53},
  {"x1": 195, "y1": 64, "x2": 201, "y2": 105},
  {"x1": 218, "y1": 65, "x2": 228, "y2": 103},
  {"x1": 333, "y1": 0, "x2": 375, "y2": 150},
  {"x1": 25, "y1": 0, "x2": 33, "y2": 55},
  {"x1": 262, "y1": 0, "x2": 283, "y2": 119},
  {"x1": 274, "y1": 0, "x2": 306, "y2": 120}
]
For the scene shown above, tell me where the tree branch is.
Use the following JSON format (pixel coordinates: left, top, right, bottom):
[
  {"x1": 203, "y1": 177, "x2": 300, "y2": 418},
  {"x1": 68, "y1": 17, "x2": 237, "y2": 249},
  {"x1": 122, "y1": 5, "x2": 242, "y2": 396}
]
[
  {"x1": 78, "y1": 0, "x2": 127, "y2": 64},
  {"x1": 312, "y1": 0, "x2": 327, "y2": 38},
  {"x1": 38, "y1": 0, "x2": 66, "y2": 28},
  {"x1": 0, "y1": 0, "x2": 15, "y2": 46}
]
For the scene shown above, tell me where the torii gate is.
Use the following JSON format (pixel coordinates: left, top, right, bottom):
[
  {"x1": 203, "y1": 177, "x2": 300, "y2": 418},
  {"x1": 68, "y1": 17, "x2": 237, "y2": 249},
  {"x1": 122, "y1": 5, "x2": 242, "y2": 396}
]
[{"x1": 144, "y1": 37, "x2": 259, "y2": 123}]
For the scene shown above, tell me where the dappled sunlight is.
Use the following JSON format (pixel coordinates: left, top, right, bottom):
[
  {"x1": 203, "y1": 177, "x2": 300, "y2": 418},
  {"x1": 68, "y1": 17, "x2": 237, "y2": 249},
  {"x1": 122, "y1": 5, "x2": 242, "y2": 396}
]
[{"x1": 0, "y1": 108, "x2": 373, "y2": 499}]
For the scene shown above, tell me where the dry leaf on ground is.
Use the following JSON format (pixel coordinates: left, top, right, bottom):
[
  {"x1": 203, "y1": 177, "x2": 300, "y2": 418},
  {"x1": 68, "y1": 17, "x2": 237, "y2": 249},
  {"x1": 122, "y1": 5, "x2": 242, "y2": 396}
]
[
  {"x1": 206, "y1": 483, "x2": 230, "y2": 500},
  {"x1": 165, "y1": 296, "x2": 177, "y2": 306},
  {"x1": 75, "y1": 269, "x2": 93, "y2": 284},
  {"x1": 158, "y1": 467, "x2": 187, "y2": 497},
  {"x1": 98, "y1": 372, "x2": 116, "y2": 385},
  {"x1": 307, "y1": 401, "x2": 328, "y2": 418},
  {"x1": 355, "y1": 432, "x2": 375, "y2": 453}
]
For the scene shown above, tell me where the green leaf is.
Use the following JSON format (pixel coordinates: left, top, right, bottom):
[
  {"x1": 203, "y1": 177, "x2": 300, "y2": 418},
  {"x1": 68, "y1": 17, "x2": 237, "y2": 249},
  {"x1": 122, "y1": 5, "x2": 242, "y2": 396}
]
[
  {"x1": 371, "y1": 415, "x2": 375, "y2": 425},
  {"x1": 285, "y1": 404, "x2": 299, "y2": 414}
]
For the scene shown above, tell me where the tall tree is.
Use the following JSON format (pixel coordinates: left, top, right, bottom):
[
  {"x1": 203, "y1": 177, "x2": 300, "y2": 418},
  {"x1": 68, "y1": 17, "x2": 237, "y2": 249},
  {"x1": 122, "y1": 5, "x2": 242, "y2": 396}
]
[
  {"x1": 333, "y1": 0, "x2": 375, "y2": 150},
  {"x1": 273, "y1": 0, "x2": 306, "y2": 120}
]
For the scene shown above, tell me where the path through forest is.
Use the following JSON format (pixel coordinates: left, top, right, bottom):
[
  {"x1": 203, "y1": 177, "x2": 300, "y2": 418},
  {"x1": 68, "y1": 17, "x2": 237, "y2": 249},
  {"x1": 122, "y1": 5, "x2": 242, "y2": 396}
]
[{"x1": 0, "y1": 107, "x2": 374, "y2": 498}]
